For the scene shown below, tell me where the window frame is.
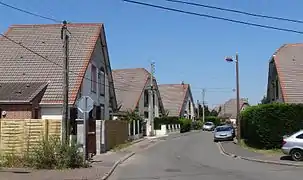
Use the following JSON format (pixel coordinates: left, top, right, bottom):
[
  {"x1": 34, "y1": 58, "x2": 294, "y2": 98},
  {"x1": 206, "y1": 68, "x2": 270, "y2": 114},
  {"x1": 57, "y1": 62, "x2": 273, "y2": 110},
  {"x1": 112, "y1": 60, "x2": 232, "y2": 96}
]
[{"x1": 91, "y1": 64, "x2": 97, "y2": 93}]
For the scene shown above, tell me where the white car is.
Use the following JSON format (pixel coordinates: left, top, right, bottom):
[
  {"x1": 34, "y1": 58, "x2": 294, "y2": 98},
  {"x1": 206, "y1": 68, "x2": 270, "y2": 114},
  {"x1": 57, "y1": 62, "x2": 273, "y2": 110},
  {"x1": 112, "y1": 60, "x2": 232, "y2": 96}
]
[
  {"x1": 202, "y1": 122, "x2": 215, "y2": 131},
  {"x1": 281, "y1": 130, "x2": 303, "y2": 161}
]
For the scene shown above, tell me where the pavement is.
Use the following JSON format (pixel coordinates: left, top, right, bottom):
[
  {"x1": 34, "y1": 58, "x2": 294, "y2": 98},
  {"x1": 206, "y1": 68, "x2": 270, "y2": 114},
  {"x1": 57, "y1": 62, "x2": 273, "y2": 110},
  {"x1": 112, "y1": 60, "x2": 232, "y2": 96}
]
[
  {"x1": 219, "y1": 141, "x2": 303, "y2": 166},
  {"x1": 108, "y1": 131, "x2": 303, "y2": 180}
]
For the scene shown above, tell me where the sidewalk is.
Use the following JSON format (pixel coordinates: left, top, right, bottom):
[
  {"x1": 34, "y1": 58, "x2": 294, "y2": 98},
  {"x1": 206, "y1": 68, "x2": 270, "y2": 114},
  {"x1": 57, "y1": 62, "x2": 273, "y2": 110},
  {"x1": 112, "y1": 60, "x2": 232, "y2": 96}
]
[
  {"x1": 220, "y1": 141, "x2": 303, "y2": 166},
  {"x1": 0, "y1": 137, "x2": 163, "y2": 180}
]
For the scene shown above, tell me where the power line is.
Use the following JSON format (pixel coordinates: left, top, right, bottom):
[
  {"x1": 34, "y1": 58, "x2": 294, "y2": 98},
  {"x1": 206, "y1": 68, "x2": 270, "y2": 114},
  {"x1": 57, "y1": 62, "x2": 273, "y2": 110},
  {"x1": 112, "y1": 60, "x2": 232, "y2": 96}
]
[
  {"x1": 0, "y1": 1, "x2": 61, "y2": 23},
  {"x1": 0, "y1": 33, "x2": 143, "y2": 93},
  {"x1": 123, "y1": 0, "x2": 303, "y2": 35},
  {"x1": 166, "y1": 0, "x2": 303, "y2": 24}
]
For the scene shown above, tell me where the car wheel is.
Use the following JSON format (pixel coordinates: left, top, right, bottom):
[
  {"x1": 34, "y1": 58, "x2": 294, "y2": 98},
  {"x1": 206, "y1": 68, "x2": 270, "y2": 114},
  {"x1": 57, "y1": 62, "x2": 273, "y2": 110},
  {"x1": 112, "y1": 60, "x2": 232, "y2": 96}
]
[
  {"x1": 291, "y1": 149, "x2": 303, "y2": 161},
  {"x1": 213, "y1": 139, "x2": 217, "y2": 142}
]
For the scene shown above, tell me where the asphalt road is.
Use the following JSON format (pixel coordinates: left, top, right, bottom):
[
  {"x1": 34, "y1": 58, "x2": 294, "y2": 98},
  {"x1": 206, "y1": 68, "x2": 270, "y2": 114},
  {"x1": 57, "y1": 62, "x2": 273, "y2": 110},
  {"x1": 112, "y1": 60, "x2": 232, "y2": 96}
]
[{"x1": 108, "y1": 131, "x2": 303, "y2": 180}]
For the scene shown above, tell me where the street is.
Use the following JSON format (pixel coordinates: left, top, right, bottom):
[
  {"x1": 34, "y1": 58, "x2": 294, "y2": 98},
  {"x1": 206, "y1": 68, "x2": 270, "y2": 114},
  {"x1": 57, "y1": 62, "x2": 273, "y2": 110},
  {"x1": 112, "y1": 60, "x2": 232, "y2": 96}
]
[{"x1": 109, "y1": 131, "x2": 303, "y2": 180}]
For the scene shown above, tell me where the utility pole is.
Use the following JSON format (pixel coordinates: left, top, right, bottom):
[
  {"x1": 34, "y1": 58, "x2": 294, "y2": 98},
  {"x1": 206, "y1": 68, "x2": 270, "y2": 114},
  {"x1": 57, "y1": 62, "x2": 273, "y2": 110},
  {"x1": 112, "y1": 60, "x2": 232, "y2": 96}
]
[
  {"x1": 197, "y1": 100, "x2": 200, "y2": 119},
  {"x1": 202, "y1": 88, "x2": 205, "y2": 123},
  {"x1": 61, "y1": 20, "x2": 69, "y2": 144},
  {"x1": 148, "y1": 62, "x2": 155, "y2": 136},
  {"x1": 235, "y1": 53, "x2": 241, "y2": 141}
]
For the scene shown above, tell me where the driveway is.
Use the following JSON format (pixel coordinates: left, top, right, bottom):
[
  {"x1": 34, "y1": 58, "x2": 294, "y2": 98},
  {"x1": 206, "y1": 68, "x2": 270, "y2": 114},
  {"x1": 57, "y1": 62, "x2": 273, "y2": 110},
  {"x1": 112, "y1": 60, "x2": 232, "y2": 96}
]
[{"x1": 108, "y1": 131, "x2": 303, "y2": 180}]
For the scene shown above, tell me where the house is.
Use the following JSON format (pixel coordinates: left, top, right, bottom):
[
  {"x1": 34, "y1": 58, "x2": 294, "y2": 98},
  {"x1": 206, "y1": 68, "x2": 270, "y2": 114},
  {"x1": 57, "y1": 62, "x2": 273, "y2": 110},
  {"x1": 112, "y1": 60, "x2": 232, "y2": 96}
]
[
  {"x1": 0, "y1": 23, "x2": 117, "y2": 121},
  {"x1": 112, "y1": 68, "x2": 165, "y2": 136},
  {"x1": 0, "y1": 82, "x2": 48, "y2": 119},
  {"x1": 266, "y1": 43, "x2": 303, "y2": 103},
  {"x1": 217, "y1": 98, "x2": 249, "y2": 125},
  {"x1": 158, "y1": 82, "x2": 195, "y2": 119}
]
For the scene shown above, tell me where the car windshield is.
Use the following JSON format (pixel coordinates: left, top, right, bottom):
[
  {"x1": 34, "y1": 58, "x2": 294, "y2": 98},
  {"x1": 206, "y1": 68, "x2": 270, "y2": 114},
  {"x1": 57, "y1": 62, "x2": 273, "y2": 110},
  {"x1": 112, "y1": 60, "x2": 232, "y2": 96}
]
[
  {"x1": 205, "y1": 122, "x2": 213, "y2": 126},
  {"x1": 216, "y1": 127, "x2": 232, "y2": 132}
]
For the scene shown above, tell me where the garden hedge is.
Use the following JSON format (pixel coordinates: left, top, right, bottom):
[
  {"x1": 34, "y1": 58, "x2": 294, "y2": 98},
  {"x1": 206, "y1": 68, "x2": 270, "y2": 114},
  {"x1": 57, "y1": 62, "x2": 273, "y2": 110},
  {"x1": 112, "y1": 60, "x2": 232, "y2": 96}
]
[
  {"x1": 179, "y1": 118, "x2": 192, "y2": 133},
  {"x1": 241, "y1": 103, "x2": 303, "y2": 149},
  {"x1": 154, "y1": 116, "x2": 179, "y2": 130},
  {"x1": 154, "y1": 117, "x2": 192, "y2": 133}
]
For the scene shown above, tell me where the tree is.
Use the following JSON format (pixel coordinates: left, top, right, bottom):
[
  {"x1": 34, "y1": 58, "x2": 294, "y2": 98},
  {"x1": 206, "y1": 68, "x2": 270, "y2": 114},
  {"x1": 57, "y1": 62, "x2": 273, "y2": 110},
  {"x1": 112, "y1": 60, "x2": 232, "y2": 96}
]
[
  {"x1": 198, "y1": 104, "x2": 211, "y2": 117},
  {"x1": 260, "y1": 95, "x2": 270, "y2": 104},
  {"x1": 209, "y1": 109, "x2": 218, "y2": 117}
]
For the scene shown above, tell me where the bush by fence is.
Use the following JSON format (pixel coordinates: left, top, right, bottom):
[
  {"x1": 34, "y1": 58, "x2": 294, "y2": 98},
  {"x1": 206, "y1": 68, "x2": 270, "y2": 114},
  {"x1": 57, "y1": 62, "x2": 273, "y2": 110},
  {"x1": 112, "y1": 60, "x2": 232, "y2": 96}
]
[
  {"x1": 0, "y1": 136, "x2": 87, "y2": 169},
  {"x1": 241, "y1": 103, "x2": 303, "y2": 149},
  {"x1": 192, "y1": 120, "x2": 203, "y2": 130},
  {"x1": 179, "y1": 118, "x2": 192, "y2": 133},
  {"x1": 0, "y1": 119, "x2": 61, "y2": 154}
]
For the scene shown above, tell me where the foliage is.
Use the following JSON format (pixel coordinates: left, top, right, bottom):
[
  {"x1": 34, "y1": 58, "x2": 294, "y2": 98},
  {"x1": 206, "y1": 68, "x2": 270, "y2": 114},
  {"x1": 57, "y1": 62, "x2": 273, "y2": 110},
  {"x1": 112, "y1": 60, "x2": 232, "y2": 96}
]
[
  {"x1": 209, "y1": 109, "x2": 218, "y2": 117},
  {"x1": 198, "y1": 104, "x2": 211, "y2": 117},
  {"x1": 154, "y1": 116, "x2": 180, "y2": 129},
  {"x1": 192, "y1": 120, "x2": 203, "y2": 130},
  {"x1": 0, "y1": 137, "x2": 88, "y2": 169},
  {"x1": 260, "y1": 95, "x2": 270, "y2": 104},
  {"x1": 121, "y1": 110, "x2": 143, "y2": 122},
  {"x1": 179, "y1": 118, "x2": 192, "y2": 133},
  {"x1": 204, "y1": 116, "x2": 221, "y2": 126},
  {"x1": 241, "y1": 103, "x2": 303, "y2": 149}
]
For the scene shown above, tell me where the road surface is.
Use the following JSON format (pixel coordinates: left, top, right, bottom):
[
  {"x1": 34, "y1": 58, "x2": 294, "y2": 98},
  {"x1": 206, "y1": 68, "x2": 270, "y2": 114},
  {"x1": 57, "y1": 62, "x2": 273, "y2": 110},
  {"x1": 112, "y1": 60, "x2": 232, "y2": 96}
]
[{"x1": 109, "y1": 131, "x2": 303, "y2": 180}]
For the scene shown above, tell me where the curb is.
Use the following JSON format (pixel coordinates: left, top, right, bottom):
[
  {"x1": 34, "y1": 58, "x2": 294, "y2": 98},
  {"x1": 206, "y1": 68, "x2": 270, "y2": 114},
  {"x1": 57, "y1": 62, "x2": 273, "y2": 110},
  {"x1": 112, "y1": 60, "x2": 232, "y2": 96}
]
[
  {"x1": 217, "y1": 142, "x2": 303, "y2": 167},
  {"x1": 101, "y1": 152, "x2": 135, "y2": 180}
]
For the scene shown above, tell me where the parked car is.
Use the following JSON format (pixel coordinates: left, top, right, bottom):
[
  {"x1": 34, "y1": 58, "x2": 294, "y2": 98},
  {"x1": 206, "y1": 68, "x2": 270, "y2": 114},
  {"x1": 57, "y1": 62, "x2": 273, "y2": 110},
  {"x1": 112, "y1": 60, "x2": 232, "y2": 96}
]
[
  {"x1": 281, "y1": 130, "x2": 303, "y2": 161},
  {"x1": 213, "y1": 125, "x2": 234, "y2": 142},
  {"x1": 202, "y1": 122, "x2": 215, "y2": 131}
]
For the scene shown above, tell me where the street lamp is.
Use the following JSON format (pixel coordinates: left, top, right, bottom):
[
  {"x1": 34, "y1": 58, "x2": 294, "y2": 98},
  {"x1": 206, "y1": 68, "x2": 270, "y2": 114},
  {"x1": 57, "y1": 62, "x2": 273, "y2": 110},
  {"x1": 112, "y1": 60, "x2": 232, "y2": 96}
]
[{"x1": 225, "y1": 53, "x2": 240, "y2": 141}]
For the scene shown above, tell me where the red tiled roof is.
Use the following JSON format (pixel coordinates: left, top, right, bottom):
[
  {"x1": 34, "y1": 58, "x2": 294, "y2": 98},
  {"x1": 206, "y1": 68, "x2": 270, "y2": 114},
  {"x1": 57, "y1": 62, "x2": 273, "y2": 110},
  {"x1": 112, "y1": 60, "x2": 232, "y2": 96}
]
[
  {"x1": 0, "y1": 23, "x2": 107, "y2": 105},
  {"x1": 158, "y1": 84, "x2": 192, "y2": 117},
  {"x1": 112, "y1": 68, "x2": 150, "y2": 112},
  {"x1": 272, "y1": 43, "x2": 303, "y2": 103}
]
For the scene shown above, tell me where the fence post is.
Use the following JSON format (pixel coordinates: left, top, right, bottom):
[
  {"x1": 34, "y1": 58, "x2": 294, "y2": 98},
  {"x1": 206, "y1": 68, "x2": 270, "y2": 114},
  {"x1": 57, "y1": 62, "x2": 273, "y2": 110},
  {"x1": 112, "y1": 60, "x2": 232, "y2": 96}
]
[{"x1": 44, "y1": 119, "x2": 49, "y2": 141}]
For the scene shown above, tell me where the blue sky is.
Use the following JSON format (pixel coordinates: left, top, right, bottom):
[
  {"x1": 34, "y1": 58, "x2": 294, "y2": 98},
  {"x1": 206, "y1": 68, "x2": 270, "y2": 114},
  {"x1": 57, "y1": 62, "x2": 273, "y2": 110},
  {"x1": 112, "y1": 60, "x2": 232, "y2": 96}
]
[{"x1": 1, "y1": 0, "x2": 303, "y2": 108}]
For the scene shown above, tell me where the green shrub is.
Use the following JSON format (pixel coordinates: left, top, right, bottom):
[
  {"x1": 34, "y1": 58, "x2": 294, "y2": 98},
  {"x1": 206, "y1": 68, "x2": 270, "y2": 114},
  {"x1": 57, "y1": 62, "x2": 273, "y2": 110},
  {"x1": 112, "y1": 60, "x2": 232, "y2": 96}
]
[
  {"x1": 192, "y1": 120, "x2": 203, "y2": 130},
  {"x1": 154, "y1": 116, "x2": 179, "y2": 129},
  {"x1": 204, "y1": 116, "x2": 221, "y2": 126},
  {"x1": 179, "y1": 118, "x2": 192, "y2": 133},
  {"x1": 241, "y1": 103, "x2": 303, "y2": 149},
  {"x1": 0, "y1": 136, "x2": 88, "y2": 169}
]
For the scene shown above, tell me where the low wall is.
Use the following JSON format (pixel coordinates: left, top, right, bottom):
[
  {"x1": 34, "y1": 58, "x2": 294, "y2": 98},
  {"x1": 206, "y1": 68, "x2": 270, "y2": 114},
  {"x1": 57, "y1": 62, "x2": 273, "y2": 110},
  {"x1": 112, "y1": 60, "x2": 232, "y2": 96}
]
[
  {"x1": 155, "y1": 124, "x2": 180, "y2": 136},
  {"x1": 0, "y1": 119, "x2": 61, "y2": 154}
]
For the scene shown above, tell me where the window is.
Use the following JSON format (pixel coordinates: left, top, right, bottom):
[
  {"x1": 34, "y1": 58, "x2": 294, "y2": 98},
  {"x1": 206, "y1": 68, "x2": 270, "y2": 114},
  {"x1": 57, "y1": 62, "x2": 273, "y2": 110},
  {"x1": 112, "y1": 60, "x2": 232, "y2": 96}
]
[
  {"x1": 144, "y1": 90, "x2": 149, "y2": 107},
  {"x1": 153, "y1": 93, "x2": 155, "y2": 107},
  {"x1": 275, "y1": 79, "x2": 279, "y2": 99},
  {"x1": 144, "y1": 112, "x2": 149, "y2": 119},
  {"x1": 296, "y1": 133, "x2": 303, "y2": 139},
  {"x1": 100, "y1": 104, "x2": 105, "y2": 120},
  {"x1": 188, "y1": 101, "x2": 191, "y2": 112},
  {"x1": 91, "y1": 65, "x2": 97, "y2": 92},
  {"x1": 96, "y1": 106, "x2": 101, "y2": 120},
  {"x1": 99, "y1": 67, "x2": 105, "y2": 96}
]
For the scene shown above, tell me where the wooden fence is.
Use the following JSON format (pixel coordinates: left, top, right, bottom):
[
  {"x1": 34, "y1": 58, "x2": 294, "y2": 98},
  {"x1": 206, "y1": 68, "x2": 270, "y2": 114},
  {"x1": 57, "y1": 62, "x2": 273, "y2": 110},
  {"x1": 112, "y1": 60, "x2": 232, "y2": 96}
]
[
  {"x1": 104, "y1": 120, "x2": 129, "y2": 151},
  {"x1": 0, "y1": 119, "x2": 61, "y2": 154}
]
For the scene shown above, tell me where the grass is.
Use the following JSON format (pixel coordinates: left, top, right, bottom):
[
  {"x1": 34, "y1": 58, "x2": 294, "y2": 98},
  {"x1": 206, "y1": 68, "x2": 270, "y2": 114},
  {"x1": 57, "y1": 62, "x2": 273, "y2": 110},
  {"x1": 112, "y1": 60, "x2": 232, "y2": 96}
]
[{"x1": 239, "y1": 139, "x2": 282, "y2": 156}]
